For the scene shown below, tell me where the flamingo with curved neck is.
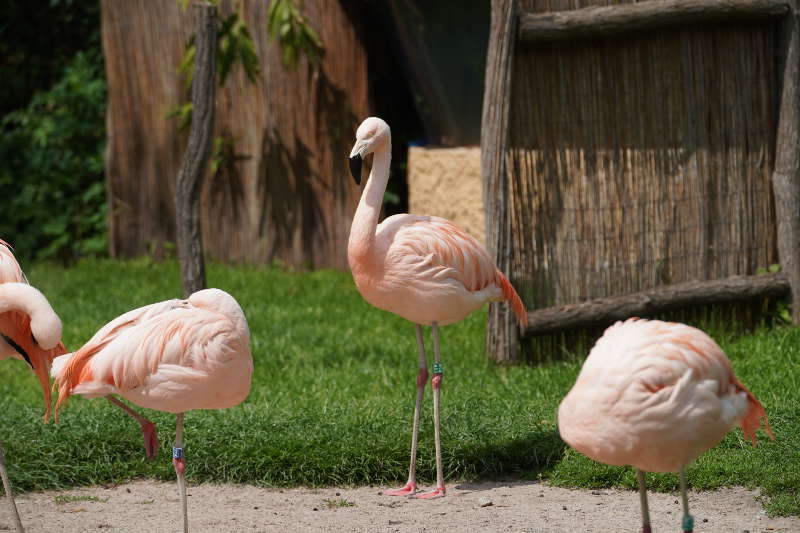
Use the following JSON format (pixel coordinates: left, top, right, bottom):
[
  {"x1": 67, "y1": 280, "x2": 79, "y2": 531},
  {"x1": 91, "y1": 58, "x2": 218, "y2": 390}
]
[
  {"x1": 347, "y1": 117, "x2": 527, "y2": 498},
  {"x1": 0, "y1": 281, "x2": 63, "y2": 533}
]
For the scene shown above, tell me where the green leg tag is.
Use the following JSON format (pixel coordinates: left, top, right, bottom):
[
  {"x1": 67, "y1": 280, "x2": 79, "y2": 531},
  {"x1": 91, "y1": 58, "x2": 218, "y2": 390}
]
[
  {"x1": 682, "y1": 514, "x2": 694, "y2": 531},
  {"x1": 433, "y1": 362, "x2": 444, "y2": 375}
]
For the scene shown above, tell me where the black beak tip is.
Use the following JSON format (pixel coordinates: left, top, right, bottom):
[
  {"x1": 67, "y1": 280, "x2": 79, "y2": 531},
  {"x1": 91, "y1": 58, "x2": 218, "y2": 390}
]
[
  {"x1": 349, "y1": 154, "x2": 363, "y2": 186},
  {"x1": 3, "y1": 334, "x2": 33, "y2": 369}
]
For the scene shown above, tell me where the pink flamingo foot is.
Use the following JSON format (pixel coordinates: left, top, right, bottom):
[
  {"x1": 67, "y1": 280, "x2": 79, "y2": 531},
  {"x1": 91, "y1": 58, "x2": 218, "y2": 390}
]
[
  {"x1": 140, "y1": 420, "x2": 159, "y2": 461},
  {"x1": 382, "y1": 483, "x2": 417, "y2": 496},
  {"x1": 641, "y1": 526, "x2": 652, "y2": 533},
  {"x1": 411, "y1": 486, "x2": 446, "y2": 499}
]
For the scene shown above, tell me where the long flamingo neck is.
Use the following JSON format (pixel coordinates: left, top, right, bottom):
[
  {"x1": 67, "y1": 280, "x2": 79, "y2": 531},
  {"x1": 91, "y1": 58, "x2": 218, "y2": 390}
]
[
  {"x1": 0, "y1": 283, "x2": 44, "y2": 320},
  {"x1": 349, "y1": 140, "x2": 391, "y2": 262}
]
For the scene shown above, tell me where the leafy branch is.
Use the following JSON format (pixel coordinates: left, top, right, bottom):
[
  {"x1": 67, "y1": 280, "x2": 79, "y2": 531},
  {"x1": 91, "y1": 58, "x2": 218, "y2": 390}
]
[
  {"x1": 266, "y1": 0, "x2": 324, "y2": 69},
  {"x1": 168, "y1": 0, "x2": 325, "y2": 176}
]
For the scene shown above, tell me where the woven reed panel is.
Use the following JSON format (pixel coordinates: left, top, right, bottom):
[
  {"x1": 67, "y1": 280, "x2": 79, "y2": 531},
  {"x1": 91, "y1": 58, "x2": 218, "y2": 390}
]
[{"x1": 508, "y1": 0, "x2": 778, "y2": 309}]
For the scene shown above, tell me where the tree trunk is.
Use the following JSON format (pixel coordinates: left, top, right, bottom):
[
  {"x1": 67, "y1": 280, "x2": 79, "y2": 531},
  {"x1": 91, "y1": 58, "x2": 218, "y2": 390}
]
[{"x1": 176, "y1": 1, "x2": 216, "y2": 298}]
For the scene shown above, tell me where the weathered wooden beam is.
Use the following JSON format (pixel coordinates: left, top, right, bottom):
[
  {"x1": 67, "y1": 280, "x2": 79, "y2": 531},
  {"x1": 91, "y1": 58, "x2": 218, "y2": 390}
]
[
  {"x1": 522, "y1": 274, "x2": 790, "y2": 337},
  {"x1": 519, "y1": 0, "x2": 789, "y2": 44},
  {"x1": 176, "y1": 1, "x2": 216, "y2": 298},
  {"x1": 773, "y1": 2, "x2": 800, "y2": 323},
  {"x1": 482, "y1": 0, "x2": 520, "y2": 363}
]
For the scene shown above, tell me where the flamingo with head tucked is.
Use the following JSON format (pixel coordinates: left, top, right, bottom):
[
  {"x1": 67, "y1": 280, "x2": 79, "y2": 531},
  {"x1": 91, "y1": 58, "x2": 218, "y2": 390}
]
[
  {"x1": 558, "y1": 318, "x2": 774, "y2": 533},
  {"x1": 0, "y1": 281, "x2": 63, "y2": 533},
  {"x1": 346, "y1": 117, "x2": 527, "y2": 499},
  {"x1": 0, "y1": 240, "x2": 66, "y2": 420},
  {"x1": 51, "y1": 288, "x2": 253, "y2": 533}
]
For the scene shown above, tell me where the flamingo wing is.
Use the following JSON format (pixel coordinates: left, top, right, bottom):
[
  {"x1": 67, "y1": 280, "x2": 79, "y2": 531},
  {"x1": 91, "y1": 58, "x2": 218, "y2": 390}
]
[
  {"x1": 53, "y1": 293, "x2": 252, "y2": 415},
  {"x1": 376, "y1": 215, "x2": 526, "y2": 326},
  {"x1": 381, "y1": 215, "x2": 497, "y2": 293}
]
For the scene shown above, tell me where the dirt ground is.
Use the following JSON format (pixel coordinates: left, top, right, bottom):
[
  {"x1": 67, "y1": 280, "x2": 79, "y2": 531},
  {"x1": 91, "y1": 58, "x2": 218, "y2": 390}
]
[{"x1": 2, "y1": 480, "x2": 798, "y2": 533}]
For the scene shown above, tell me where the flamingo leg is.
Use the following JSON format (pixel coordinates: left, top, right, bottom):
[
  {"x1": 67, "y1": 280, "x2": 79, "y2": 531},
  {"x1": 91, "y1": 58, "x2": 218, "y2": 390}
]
[
  {"x1": 637, "y1": 469, "x2": 652, "y2": 533},
  {"x1": 383, "y1": 324, "x2": 427, "y2": 497},
  {"x1": 0, "y1": 441, "x2": 24, "y2": 532},
  {"x1": 414, "y1": 322, "x2": 445, "y2": 499},
  {"x1": 173, "y1": 412, "x2": 188, "y2": 533},
  {"x1": 680, "y1": 469, "x2": 694, "y2": 533},
  {"x1": 106, "y1": 396, "x2": 158, "y2": 460}
]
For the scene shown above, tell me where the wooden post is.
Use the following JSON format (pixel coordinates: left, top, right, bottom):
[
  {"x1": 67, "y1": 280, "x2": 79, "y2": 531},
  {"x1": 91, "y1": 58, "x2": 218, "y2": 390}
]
[
  {"x1": 518, "y1": 0, "x2": 788, "y2": 44},
  {"x1": 522, "y1": 274, "x2": 790, "y2": 336},
  {"x1": 175, "y1": 2, "x2": 216, "y2": 298},
  {"x1": 773, "y1": 2, "x2": 800, "y2": 323},
  {"x1": 482, "y1": 0, "x2": 519, "y2": 363}
]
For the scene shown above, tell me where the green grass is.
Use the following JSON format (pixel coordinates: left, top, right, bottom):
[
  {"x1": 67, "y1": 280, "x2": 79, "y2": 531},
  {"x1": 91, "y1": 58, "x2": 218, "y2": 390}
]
[
  {"x1": 322, "y1": 498, "x2": 355, "y2": 508},
  {"x1": 53, "y1": 494, "x2": 108, "y2": 505},
  {"x1": 0, "y1": 258, "x2": 797, "y2": 516}
]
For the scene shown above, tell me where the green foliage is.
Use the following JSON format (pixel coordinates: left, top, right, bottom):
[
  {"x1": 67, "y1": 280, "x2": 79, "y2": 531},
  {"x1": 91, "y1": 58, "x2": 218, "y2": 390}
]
[
  {"x1": 164, "y1": 101, "x2": 194, "y2": 134},
  {"x1": 218, "y1": 11, "x2": 260, "y2": 84},
  {"x1": 2, "y1": 260, "x2": 797, "y2": 517},
  {"x1": 0, "y1": 0, "x2": 101, "y2": 116},
  {"x1": 0, "y1": 52, "x2": 107, "y2": 260},
  {"x1": 209, "y1": 136, "x2": 239, "y2": 177},
  {"x1": 756, "y1": 264, "x2": 783, "y2": 275},
  {"x1": 267, "y1": 0, "x2": 324, "y2": 69}
]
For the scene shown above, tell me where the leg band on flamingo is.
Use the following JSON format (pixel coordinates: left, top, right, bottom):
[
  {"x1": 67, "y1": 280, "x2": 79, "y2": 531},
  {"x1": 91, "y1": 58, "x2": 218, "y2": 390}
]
[
  {"x1": 172, "y1": 447, "x2": 186, "y2": 476},
  {"x1": 682, "y1": 514, "x2": 694, "y2": 532},
  {"x1": 432, "y1": 362, "x2": 443, "y2": 374}
]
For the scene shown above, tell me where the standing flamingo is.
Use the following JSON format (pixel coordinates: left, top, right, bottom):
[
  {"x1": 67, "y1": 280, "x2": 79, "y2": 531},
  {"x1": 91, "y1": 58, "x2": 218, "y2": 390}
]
[
  {"x1": 347, "y1": 117, "x2": 528, "y2": 499},
  {"x1": 558, "y1": 318, "x2": 774, "y2": 532},
  {"x1": 0, "y1": 282, "x2": 63, "y2": 533},
  {"x1": 51, "y1": 288, "x2": 253, "y2": 533},
  {"x1": 0, "y1": 240, "x2": 67, "y2": 420}
]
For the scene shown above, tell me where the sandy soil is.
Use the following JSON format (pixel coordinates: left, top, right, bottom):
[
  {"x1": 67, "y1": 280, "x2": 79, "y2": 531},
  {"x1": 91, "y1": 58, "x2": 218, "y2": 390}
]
[{"x1": 2, "y1": 480, "x2": 797, "y2": 533}]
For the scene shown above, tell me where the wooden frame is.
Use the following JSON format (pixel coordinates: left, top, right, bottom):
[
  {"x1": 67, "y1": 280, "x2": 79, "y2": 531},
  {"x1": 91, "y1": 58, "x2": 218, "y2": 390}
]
[
  {"x1": 481, "y1": 0, "x2": 800, "y2": 361},
  {"x1": 519, "y1": 0, "x2": 789, "y2": 44}
]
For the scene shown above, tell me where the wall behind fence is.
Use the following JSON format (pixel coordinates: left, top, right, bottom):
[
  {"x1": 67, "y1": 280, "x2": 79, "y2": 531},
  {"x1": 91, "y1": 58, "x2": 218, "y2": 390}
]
[
  {"x1": 508, "y1": 0, "x2": 779, "y2": 314},
  {"x1": 102, "y1": 0, "x2": 368, "y2": 269}
]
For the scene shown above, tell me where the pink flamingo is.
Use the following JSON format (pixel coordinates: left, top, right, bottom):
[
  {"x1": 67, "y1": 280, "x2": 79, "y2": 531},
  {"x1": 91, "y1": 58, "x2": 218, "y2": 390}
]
[
  {"x1": 347, "y1": 117, "x2": 528, "y2": 499},
  {"x1": 0, "y1": 282, "x2": 63, "y2": 533},
  {"x1": 0, "y1": 240, "x2": 67, "y2": 421},
  {"x1": 558, "y1": 318, "x2": 774, "y2": 533},
  {"x1": 51, "y1": 288, "x2": 253, "y2": 533}
]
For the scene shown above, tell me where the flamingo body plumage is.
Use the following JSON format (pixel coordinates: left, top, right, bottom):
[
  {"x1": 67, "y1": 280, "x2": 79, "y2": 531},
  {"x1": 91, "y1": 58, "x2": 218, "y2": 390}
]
[
  {"x1": 52, "y1": 288, "x2": 252, "y2": 415},
  {"x1": 351, "y1": 213, "x2": 524, "y2": 327},
  {"x1": 558, "y1": 318, "x2": 773, "y2": 531},
  {"x1": 347, "y1": 117, "x2": 526, "y2": 499}
]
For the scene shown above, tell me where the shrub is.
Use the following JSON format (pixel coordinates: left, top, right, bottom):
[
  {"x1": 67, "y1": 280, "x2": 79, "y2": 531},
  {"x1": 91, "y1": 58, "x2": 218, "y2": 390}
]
[{"x1": 0, "y1": 51, "x2": 106, "y2": 261}]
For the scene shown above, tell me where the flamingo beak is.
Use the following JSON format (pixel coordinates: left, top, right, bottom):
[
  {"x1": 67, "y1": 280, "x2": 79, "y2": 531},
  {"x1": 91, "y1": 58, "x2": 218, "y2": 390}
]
[
  {"x1": 349, "y1": 141, "x2": 368, "y2": 186},
  {"x1": 349, "y1": 155, "x2": 362, "y2": 186},
  {"x1": 2, "y1": 334, "x2": 33, "y2": 369}
]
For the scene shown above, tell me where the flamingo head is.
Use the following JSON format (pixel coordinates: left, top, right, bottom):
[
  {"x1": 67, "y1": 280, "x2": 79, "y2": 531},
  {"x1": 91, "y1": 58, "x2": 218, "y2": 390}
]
[
  {"x1": 29, "y1": 306, "x2": 63, "y2": 351},
  {"x1": 349, "y1": 117, "x2": 390, "y2": 185}
]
